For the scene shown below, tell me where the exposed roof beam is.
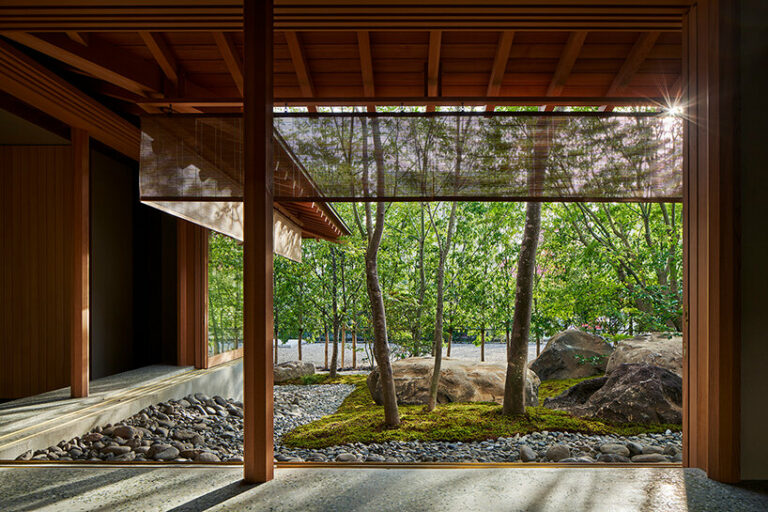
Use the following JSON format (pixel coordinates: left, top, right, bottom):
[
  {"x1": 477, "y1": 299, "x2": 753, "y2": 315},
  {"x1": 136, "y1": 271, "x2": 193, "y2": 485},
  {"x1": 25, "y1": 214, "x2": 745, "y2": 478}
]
[
  {"x1": 542, "y1": 31, "x2": 587, "y2": 111},
  {"x1": 139, "y1": 31, "x2": 178, "y2": 85},
  {"x1": 0, "y1": 38, "x2": 139, "y2": 159},
  {"x1": 65, "y1": 31, "x2": 87, "y2": 46},
  {"x1": 427, "y1": 30, "x2": 442, "y2": 97},
  {"x1": 425, "y1": 30, "x2": 442, "y2": 112},
  {"x1": 599, "y1": 31, "x2": 660, "y2": 111},
  {"x1": 284, "y1": 30, "x2": 316, "y2": 111},
  {"x1": 357, "y1": 30, "x2": 375, "y2": 97},
  {"x1": 2, "y1": 32, "x2": 162, "y2": 96},
  {"x1": 140, "y1": 96, "x2": 663, "y2": 109},
  {"x1": 212, "y1": 31, "x2": 243, "y2": 96},
  {"x1": 607, "y1": 31, "x2": 660, "y2": 96},
  {"x1": 485, "y1": 30, "x2": 515, "y2": 112}
]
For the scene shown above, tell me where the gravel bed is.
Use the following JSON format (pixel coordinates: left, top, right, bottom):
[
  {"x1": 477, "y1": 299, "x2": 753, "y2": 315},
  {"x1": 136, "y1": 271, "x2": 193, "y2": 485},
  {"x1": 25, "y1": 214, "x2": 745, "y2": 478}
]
[{"x1": 16, "y1": 383, "x2": 681, "y2": 465}]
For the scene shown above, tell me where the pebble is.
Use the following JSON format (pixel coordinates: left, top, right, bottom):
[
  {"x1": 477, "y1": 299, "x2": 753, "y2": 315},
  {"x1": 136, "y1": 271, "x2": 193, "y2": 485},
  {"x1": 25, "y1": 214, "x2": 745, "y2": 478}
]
[{"x1": 15, "y1": 381, "x2": 682, "y2": 466}]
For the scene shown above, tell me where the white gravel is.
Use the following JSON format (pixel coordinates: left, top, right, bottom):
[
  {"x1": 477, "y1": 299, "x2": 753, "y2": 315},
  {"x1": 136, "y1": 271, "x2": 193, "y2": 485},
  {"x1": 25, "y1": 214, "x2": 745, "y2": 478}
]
[{"x1": 277, "y1": 341, "x2": 541, "y2": 369}]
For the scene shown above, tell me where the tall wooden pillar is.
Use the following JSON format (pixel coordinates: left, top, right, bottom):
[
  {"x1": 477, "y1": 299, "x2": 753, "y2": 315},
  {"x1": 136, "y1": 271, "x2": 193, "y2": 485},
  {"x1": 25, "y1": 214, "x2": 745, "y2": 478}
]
[
  {"x1": 682, "y1": 0, "x2": 740, "y2": 483},
  {"x1": 70, "y1": 128, "x2": 89, "y2": 398},
  {"x1": 177, "y1": 219, "x2": 209, "y2": 370},
  {"x1": 243, "y1": 0, "x2": 275, "y2": 483}
]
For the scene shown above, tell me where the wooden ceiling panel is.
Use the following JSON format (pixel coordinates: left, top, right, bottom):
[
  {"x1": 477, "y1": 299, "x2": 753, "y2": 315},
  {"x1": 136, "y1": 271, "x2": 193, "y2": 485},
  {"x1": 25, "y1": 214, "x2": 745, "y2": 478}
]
[{"x1": 2, "y1": 27, "x2": 681, "y2": 110}]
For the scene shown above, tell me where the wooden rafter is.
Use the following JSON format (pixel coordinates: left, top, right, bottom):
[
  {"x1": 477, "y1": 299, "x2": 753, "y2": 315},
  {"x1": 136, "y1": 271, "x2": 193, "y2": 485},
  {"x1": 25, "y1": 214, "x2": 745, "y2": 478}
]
[
  {"x1": 65, "y1": 31, "x2": 87, "y2": 46},
  {"x1": 213, "y1": 31, "x2": 243, "y2": 96},
  {"x1": 357, "y1": 30, "x2": 375, "y2": 97},
  {"x1": 607, "y1": 31, "x2": 661, "y2": 96},
  {"x1": 284, "y1": 30, "x2": 316, "y2": 112},
  {"x1": 2, "y1": 32, "x2": 162, "y2": 96},
  {"x1": 0, "y1": 38, "x2": 139, "y2": 159},
  {"x1": 485, "y1": 30, "x2": 515, "y2": 111},
  {"x1": 139, "y1": 31, "x2": 178, "y2": 85},
  {"x1": 542, "y1": 30, "x2": 587, "y2": 111},
  {"x1": 600, "y1": 31, "x2": 660, "y2": 111},
  {"x1": 426, "y1": 30, "x2": 442, "y2": 111}
]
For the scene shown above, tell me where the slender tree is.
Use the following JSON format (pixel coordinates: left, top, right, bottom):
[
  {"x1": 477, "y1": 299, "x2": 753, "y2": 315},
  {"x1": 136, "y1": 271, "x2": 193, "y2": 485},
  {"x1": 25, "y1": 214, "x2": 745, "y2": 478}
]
[
  {"x1": 503, "y1": 119, "x2": 548, "y2": 416},
  {"x1": 364, "y1": 115, "x2": 400, "y2": 426}
]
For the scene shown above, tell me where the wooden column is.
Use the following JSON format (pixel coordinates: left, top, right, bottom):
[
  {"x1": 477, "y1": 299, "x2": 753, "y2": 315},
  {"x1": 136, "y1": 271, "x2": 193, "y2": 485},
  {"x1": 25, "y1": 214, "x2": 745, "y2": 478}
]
[
  {"x1": 70, "y1": 128, "x2": 89, "y2": 398},
  {"x1": 177, "y1": 219, "x2": 209, "y2": 369},
  {"x1": 682, "y1": 0, "x2": 740, "y2": 483},
  {"x1": 243, "y1": 0, "x2": 274, "y2": 484}
]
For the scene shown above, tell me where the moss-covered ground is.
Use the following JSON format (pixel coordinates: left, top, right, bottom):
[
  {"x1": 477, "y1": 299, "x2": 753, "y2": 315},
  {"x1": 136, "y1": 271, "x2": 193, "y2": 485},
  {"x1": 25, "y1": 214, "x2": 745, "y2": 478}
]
[{"x1": 280, "y1": 374, "x2": 681, "y2": 449}]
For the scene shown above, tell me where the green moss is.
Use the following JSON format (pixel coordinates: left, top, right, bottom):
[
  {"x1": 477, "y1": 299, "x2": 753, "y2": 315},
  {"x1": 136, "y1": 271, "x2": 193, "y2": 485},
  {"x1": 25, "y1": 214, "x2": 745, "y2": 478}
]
[
  {"x1": 538, "y1": 375, "x2": 604, "y2": 401},
  {"x1": 281, "y1": 374, "x2": 681, "y2": 449}
]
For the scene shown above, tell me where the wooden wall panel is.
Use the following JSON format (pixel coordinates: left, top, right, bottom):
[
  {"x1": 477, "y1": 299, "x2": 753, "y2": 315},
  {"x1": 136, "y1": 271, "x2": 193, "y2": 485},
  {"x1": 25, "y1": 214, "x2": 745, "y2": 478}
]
[
  {"x1": 0, "y1": 146, "x2": 73, "y2": 400},
  {"x1": 177, "y1": 218, "x2": 208, "y2": 370}
]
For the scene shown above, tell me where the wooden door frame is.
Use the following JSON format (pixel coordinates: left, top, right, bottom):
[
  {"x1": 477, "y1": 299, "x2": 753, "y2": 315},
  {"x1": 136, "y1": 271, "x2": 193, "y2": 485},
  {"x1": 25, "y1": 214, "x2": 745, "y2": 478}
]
[{"x1": 682, "y1": 0, "x2": 741, "y2": 483}]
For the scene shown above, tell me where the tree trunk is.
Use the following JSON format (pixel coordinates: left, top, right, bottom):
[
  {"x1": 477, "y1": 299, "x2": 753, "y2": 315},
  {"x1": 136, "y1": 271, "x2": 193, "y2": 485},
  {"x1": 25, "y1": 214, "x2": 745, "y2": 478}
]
[
  {"x1": 329, "y1": 247, "x2": 340, "y2": 378},
  {"x1": 324, "y1": 330, "x2": 329, "y2": 369},
  {"x1": 502, "y1": 201, "x2": 542, "y2": 416},
  {"x1": 341, "y1": 327, "x2": 346, "y2": 369},
  {"x1": 297, "y1": 329, "x2": 302, "y2": 361},
  {"x1": 352, "y1": 329, "x2": 357, "y2": 369},
  {"x1": 480, "y1": 327, "x2": 485, "y2": 362},
  {"x1": 364, "y1": 115, "x2": 399, "y2": 426},
  {"x1": 273, "y1": 325, "x2": 278, "y2": 365},
  {"x1": 426, "y1": 202, "x2": 458, "y2": 412}
]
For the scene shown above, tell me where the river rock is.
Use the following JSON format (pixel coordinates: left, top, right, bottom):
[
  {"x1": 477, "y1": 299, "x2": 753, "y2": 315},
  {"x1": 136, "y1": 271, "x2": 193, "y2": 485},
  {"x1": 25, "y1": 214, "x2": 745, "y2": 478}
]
[
  {"x1": 112, "y1": 425, "x2": 138, "y2": 440},
  {"x1": 600, "y1": 443, "x2": 630, "y2": 457},
  {"x1": 529, "y1": 330, "x2": 614, "y2": 380},
  {"x1": 519, "y1": 445, "x2": 538, "y2": 462},
  {"x1": 544, "y1": 363, "x2": 683, "y2": 424},
  {"x1": 606, "y1": 333, "x2": 683, "y2": 376},
  {"x1": 545, "y1": 444, "x2": 571, "y2": 462},
  {"x1": 274, "y1": 361, "x2": 316, "y2": 383},
  {"x1": 631, "y1": 453, "x2": 669, "y2": 463},
  {"x1": 367, "y1": 357, "x2": 540, "y2": 407}
]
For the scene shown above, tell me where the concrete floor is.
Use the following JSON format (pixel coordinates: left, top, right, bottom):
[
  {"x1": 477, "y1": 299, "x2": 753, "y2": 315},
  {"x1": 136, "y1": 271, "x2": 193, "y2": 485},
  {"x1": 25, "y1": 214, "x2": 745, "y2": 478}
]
[{"x1": 0, "y1": 465, "x2": 766, "y2": 512}]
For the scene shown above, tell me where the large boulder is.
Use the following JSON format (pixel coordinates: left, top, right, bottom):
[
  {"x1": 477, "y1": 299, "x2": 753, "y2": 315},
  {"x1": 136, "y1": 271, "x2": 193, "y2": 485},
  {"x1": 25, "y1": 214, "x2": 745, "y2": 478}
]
[
  {"x1": 544, "y1": 363, "x2": 683, "y2": 424},
  {"x1": 274, "y1": 361, "x2": 315, "y2": 383},
  {"x1": 529, "y1": 330, "x2": 614, "y2": 380},
  {"x1": 606, "y1": 332, "x2": 683, "y2": 376},
  {"x1": 367, "y1": 357, "x2": 540, "y2": 407}
]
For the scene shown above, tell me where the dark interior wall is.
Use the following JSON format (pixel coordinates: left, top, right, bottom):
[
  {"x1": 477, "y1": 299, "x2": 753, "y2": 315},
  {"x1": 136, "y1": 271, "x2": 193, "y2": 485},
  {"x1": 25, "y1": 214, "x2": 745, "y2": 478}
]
[
  {"x1": 90, "y1": 149, "x2": 135, "y2": 379},
  {"x1": 739, "y1": 0, "x2": 768, "y2": 481},
  {"x1": 90, "y1": 147, "x2": 177, "y2": 380}
]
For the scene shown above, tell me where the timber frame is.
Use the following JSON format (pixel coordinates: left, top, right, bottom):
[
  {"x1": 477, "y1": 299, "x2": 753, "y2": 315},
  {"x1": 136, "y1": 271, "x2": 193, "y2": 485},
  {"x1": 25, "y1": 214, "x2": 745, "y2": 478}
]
[{"x1": 0, "y1": 0, "x2": 742, "y2": 485}]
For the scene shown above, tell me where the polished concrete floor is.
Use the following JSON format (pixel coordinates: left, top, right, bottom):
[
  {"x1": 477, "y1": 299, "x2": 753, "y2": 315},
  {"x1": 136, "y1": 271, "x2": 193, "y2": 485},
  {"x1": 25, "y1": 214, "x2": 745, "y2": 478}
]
[{"x1": 1, "y1": 465, "x2": 766, "y2": 511}]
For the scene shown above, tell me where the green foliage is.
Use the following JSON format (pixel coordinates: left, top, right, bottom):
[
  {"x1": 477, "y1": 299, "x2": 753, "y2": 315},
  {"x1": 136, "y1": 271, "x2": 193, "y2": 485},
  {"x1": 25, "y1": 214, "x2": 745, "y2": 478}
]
[
  {"x1": 208, "y1": 232, "x2": 243, "y2": 355},
  {"x1": 573, "y1": 354, "x2": 609, "y2": 368},
  {"x1": 281, "y1": 375, "x2": 680, "y2": 448},
  {"x1": 207, "y1": 199, "x2": 683, "y2": 355}
]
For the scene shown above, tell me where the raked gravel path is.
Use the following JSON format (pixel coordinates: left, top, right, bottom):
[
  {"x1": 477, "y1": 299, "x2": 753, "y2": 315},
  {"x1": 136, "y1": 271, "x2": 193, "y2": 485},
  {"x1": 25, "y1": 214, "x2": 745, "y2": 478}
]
[{"x1": 17, "y1": 382, "x2": 681, "y2": 466}]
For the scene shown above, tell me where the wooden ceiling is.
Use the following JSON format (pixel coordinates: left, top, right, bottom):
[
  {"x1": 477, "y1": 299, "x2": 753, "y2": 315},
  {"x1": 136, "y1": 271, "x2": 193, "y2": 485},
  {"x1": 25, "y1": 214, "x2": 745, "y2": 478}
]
[{"x1": 1, "y1": 29, "x2": 682, "y2": 114}]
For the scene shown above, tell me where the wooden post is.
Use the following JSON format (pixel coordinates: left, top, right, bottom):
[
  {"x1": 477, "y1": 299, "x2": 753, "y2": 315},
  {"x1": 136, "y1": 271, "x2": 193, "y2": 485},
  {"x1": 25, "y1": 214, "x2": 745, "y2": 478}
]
[
  {"x1": 352, "y1": 329, "x2": 357, "y2": 369},
  {"x1": 341, "y1": 327, "x2": 346, "y2": 369},
  {"x1": 243, "y1": 0, "x2": 274, "y2": 484},
  {"x1": 324, "y1": 331, "x2": 329, "y2": 369},
  {"x1": 480, "y1": 328, "x2": 485, "y2": 362},
  {"x1": 682, "y1": 0, "x2": 740, "y2": 483},
  {"x1": 71, "y1": 128, "x2": 89, "y2": 398}
]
